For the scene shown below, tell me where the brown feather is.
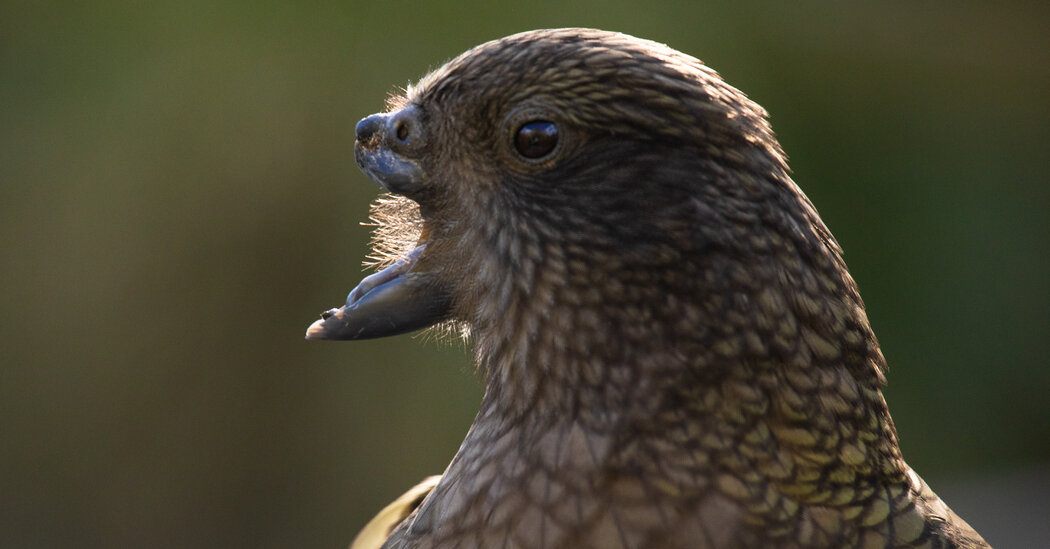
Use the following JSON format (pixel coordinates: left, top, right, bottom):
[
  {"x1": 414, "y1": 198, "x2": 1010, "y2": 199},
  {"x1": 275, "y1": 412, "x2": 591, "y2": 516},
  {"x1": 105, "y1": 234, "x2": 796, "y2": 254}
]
[{"x1": 346, "y1": 28, "x2": 989, "y2": 549}]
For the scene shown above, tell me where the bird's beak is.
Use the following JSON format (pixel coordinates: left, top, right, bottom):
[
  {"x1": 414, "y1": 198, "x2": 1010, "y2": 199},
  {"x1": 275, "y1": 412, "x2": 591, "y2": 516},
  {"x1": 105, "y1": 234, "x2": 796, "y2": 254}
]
[
  {"x1": 305, "y1": 245, "x2": 452, "y2": 340},
  {"x1": 352, "y1": 107, "x2": 427, "y2": 195},
  {"x1": 306, "y1": 107, "x2": 450, "y2": 340}
]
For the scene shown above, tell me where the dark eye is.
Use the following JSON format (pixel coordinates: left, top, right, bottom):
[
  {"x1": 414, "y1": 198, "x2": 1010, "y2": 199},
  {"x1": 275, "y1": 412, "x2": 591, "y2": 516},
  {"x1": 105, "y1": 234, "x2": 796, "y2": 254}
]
[{"x1": 515, "y1": 121, "x2": 558, "y2": 159}]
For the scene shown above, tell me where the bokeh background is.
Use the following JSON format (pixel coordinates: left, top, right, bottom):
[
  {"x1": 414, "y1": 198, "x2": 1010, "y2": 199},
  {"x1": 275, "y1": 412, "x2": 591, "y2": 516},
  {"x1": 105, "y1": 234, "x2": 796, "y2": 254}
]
[{"x1": 3, "y1": 2, "x2": 1048, "y2": 547}]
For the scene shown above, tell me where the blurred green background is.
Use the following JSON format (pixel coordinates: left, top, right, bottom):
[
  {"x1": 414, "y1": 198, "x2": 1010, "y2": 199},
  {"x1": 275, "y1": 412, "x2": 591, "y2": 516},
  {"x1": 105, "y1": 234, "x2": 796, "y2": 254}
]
[{"x1": 2, "y1": 2, "x2": 1048, "y2": 547}]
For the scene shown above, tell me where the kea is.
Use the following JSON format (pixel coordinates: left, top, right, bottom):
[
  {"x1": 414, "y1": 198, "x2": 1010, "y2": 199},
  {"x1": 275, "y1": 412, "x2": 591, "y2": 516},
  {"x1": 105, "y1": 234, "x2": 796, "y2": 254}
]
[{"x1": 306, "y1": 28, "x2": 989, "y2": 549}]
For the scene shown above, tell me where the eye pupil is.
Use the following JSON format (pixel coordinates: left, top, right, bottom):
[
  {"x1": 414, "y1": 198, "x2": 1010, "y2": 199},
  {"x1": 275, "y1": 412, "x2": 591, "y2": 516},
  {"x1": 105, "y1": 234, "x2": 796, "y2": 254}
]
[{"x1": 515, "y1": 121, "x2": 558, "y2": 159}]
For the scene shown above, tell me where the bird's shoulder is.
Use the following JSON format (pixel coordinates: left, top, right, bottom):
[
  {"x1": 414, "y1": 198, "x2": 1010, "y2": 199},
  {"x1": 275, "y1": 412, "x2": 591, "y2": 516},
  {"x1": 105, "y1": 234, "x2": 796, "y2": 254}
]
[
  {"x1": 350, "y1": 476, "x2": 440, "y2": 549},
  {"x1": 350, "y1": 440, "x2": 988, "y2": 549}
]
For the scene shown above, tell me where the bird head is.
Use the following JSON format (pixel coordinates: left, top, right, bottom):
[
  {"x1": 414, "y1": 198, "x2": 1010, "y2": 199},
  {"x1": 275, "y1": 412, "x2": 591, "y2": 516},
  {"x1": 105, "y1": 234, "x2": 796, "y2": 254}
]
[{"x1": 307, "y1": 29, "x2": 882, "y2": 406}]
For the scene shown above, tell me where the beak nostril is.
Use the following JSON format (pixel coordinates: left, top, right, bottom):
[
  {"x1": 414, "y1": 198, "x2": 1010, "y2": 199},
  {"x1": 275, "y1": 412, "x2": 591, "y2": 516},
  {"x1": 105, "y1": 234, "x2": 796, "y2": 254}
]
[
  {"x1": 394, "y1": 120, "x2": 409, "y2": 142},
  {"x1": 357, "y1": 106, "x2": 420, "y2": 150}
]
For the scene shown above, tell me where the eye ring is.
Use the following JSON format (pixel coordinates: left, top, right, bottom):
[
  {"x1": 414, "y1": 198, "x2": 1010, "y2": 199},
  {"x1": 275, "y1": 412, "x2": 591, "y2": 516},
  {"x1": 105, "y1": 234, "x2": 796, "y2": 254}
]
[{"x1": 514, "y1": 121, "x2": 559, "y2": 159}]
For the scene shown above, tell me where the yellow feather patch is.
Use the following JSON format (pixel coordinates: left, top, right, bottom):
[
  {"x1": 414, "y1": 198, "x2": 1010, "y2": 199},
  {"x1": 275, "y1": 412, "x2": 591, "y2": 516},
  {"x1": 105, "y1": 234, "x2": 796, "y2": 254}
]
[{"x1": 349, "y1": 476, "x2": 441, "y2": 549}]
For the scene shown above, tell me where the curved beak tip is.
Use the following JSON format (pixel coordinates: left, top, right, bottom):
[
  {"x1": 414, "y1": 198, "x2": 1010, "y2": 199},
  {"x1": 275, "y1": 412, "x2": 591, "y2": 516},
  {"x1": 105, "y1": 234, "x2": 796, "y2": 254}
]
[
  {"x1": 304, "y1": 246, "x2": 452, "y2": 341},
  {"x1": 304, "y1": 309, "x2": 343, "y2": 340},
  {"x1": 304, "y1": 319, "x2": 326, "y2": 340}
]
